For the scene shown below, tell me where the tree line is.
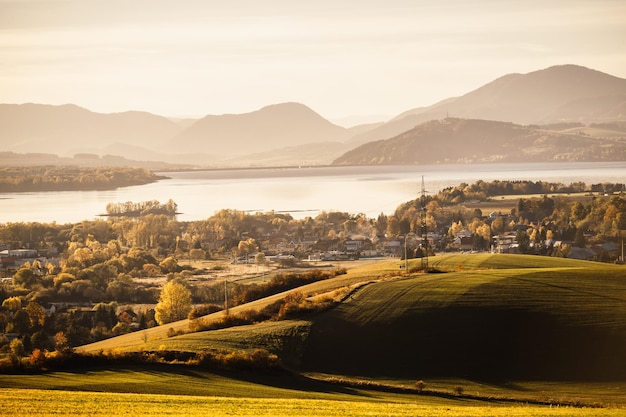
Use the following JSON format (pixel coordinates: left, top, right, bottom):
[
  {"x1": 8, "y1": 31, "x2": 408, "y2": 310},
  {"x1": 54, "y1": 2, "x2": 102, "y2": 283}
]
[{"x1": 0, "y1": 166, "x2": 165, "y2": 192}]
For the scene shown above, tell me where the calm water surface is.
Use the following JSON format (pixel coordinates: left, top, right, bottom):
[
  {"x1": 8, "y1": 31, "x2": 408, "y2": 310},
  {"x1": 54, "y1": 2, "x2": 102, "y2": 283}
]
[{"x1": 1, "y1": 162, "x2": 624, "y2": 224}]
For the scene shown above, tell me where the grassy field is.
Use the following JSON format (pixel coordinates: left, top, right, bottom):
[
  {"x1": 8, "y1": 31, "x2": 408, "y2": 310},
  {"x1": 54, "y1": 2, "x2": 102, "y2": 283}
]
[
  {"x1": 5, "y1": 254, "x2": 626, "y2": 415},
  {"x1": 463, "y1": 192, "x2": 597, "y2": 214},
  {"x1": 304, "y1": 254, "x2": 626, "y2": 380},
  {"x1": 77, "y1": 258, "x2": 404, "y2": 353},
  {"x1": 6, "y1": 388, "x2": 625, "y2": 417},
  {"x1": 1, "y1": 367, "x2": 624, "y2": 416}
]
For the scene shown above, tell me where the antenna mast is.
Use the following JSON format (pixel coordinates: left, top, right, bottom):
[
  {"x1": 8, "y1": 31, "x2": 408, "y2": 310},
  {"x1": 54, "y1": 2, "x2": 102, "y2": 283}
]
[{"x1": 420, "y1": 175, "x2": 428, "y2": 271}]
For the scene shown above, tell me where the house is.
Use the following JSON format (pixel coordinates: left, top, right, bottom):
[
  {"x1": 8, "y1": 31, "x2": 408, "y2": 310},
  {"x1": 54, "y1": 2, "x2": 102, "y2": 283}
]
[
  {"x1": 568, "y1": 246, "x2": 597, "y2": 261},
  {"x1": 493, "y1": 233, "x2": 518, "y2": 253},
  {"x1": 0, "y1": 249, "x2": 38, "y2": 258},
  {"x1": 382, "y1": 240, "x2": 402, "y2": 257}
]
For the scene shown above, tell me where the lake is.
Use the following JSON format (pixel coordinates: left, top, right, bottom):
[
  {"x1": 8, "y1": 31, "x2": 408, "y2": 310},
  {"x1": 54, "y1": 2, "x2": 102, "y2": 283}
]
[{"x1": 1, "y1": 162, "x2": 624, "y2": 224}]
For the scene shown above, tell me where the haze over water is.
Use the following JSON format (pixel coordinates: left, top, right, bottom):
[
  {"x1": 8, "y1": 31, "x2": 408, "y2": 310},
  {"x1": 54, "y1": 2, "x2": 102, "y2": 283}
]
[{"x1": 1, "y1": 162, "x2": 624, "y2": 224}]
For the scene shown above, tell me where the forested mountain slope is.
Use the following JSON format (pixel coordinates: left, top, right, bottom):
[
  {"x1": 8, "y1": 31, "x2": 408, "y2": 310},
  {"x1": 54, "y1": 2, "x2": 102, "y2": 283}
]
[{"x1": 333, "y1": 118, "x2": 626, "y2": 165}]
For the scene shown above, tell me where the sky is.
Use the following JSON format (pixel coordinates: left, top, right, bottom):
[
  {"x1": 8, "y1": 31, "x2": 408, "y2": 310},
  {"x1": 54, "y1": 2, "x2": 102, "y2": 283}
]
[{"x1": 1, "y1": 0, "x2": 625, "y2": 124}]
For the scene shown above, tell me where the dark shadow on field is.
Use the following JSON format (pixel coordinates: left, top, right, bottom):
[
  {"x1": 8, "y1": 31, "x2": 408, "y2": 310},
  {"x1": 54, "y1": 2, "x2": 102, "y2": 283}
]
[
  {"x1": 212, "y1": 369, "x2": 370, "y2": 397},
  {"x1": 6, "y1": 361, "x2": 369, "y2": 399},
  {"x1": 301, "y1": 305, "x2": 626, "y2": 382}
]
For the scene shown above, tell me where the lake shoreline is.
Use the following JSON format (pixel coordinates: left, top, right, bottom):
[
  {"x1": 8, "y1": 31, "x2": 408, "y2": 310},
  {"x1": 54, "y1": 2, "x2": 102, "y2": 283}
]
[{"x1": 1, "y1": 162, "x2": 624, "y2": 224}]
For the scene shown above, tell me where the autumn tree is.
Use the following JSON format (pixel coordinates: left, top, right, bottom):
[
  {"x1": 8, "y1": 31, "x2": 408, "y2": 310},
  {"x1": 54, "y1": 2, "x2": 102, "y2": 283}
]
[
  {"x1": 255, "y1": 252, "x2": 266, "y2": 266},
  {"x1": 13, "y1": 265, "x2": 37, "y2": 288},
  {"x1": 25, "y1": 301, "x2": 46, "y2": 330},
  {"x1": 237, "y1": 238, "x2": 258, "y2": 263},
  {"x1": 386, "y1": 216, "x2": 400, "y2": 236},
  {"x1": 2, "y1": 296, "x2": 22, "y2": 312},
  {"x1": 154, "y1": 280, "x2": 192, "y2": 325}
]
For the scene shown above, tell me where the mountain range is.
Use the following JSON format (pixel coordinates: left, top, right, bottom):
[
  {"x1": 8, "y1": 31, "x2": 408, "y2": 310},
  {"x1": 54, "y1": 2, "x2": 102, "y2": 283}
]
[{"x1": 1, "y1": 64, "x2": 625, "y2": 168}]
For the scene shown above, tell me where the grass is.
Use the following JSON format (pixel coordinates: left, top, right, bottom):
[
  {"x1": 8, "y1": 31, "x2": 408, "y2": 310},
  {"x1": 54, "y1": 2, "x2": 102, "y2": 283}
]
[
  {"x1": 303, "y1": 255, "x2": 626, "y2": 380},
  {"x1": 138, "y1": 319, "x2": 311, "y2": 369},
  {"x1": 77, "y1": 259, "x2": 404, "y2": 353},
  {"x1": 1, "y1": 368, "x2": 624, "y2": 416},
  {"x1": 6, "y1": 388, "x2": 625, "y2": 417},
  {"x1": 429, "y1": 253, "x2": 611, "y2": 270},
  {"x1": 14, "y1": 254, "x2": 626, "y2": 415}
]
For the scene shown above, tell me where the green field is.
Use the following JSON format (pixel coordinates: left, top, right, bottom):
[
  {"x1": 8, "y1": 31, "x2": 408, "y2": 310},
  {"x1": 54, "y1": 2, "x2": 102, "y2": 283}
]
[
  {"x1": 1, "y1": 368, "x2": 625, "y2": 416},
  {"x1": 5, "y1": 388, "x2": 624, "y2": 417},
  {"x1": 3, "y1": 254, "x2": 626, "y2": 415},
  {"x1": 304, "y1": 255, "x2": 626, "y2": 380}
]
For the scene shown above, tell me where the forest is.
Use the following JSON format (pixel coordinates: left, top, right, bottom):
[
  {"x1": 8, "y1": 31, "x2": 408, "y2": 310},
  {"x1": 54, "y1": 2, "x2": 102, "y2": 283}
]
[{"x1": 0, "y1": 179, "x2": 624, "y2": 355}]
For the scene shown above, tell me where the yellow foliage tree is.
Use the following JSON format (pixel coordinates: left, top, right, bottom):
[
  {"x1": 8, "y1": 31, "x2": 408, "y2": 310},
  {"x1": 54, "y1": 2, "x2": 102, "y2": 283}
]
[{"x1": 155, "y1": 281, "x2": 192, "y2": 325}]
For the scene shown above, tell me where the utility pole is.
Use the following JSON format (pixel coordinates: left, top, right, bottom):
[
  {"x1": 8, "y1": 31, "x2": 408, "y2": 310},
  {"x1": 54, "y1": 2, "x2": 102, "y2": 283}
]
[
  {"x1": 420, "y1": 176, "x2": 429, "y2": 272},
  {"x1": 404, "y1": 234, "x2": 409, "y2": 273},
  {"x1": 224, "y1": 279, "x2": 229, "y2": 315}
]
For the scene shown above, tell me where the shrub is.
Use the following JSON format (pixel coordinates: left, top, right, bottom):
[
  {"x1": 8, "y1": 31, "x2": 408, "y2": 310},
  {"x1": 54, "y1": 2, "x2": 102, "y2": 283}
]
[
  {"x1": 415, "y1": 380, "x2": 426, "y2": 393},
  {"x1": 187, "y1": 304, "x2": 222, "y2": 319},
  {"x1": 28, "y1": 348, "x2": 46, "y2": 368},
  {"x1": 197, "y1": 348, "x2": 281, "y2": 371},
  {"x1": 112, "y1": 322, "x2": 130, "y2": 336}
]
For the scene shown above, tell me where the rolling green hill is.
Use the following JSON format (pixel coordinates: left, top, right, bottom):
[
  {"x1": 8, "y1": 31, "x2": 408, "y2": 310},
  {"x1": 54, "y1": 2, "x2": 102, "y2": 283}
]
[
  {"x1": 80, "y1": 255, "x2": 626, "y2": 382},
  {"x1": 302, "y1": 255, "x2": 626, "y2": 380}
]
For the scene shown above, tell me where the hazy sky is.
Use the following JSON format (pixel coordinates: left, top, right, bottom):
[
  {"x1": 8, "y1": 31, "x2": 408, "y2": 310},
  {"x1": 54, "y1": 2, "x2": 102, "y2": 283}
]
[{"x1": 1, "y1": 0, "x2": 625, "y2": 123}]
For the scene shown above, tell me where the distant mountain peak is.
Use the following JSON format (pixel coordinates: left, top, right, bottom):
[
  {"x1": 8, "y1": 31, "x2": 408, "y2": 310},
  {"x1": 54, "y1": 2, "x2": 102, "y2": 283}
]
[{"x1": 170, "y1": 102, "x2": 348, "y2": 157}]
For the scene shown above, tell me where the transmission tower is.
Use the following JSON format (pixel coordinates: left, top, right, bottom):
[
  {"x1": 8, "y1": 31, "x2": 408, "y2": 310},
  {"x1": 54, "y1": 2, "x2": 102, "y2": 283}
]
[{"x1": 420, "y1": 176, "x2": 428, "y2": 271}]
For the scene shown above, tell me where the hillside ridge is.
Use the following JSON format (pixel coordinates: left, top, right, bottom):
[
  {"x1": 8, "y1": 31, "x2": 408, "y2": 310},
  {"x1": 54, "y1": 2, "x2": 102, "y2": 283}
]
[
  {"x1": 2, "y1": 65, "x2": 625, "y2": 167},
  {"x1": 332, "y1": 117, "x2": 626, "y2": 165},
  {"x1": 78, "y1": 255, "x2": 626, "y2": 381}
]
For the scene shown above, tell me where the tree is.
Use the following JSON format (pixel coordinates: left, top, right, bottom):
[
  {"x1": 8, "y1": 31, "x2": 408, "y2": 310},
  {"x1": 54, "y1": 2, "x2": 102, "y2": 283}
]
[
  {"x1": 386, "y1": 216, "x2": 400, "y2": 236},
  {"x1": 515, "y1": 230, "x2": 531, "y2": 254},
  {"x1": 154, "y1": 280, "x2": 192, "y2": 325},
  {"x1": 159, "y1": 256, "x2": 180, "y2": 273},
  {"x1": 106, "y1": 274, "x2": 137, "y2": 302},
  {"x1": 54, "y1": 331, "x2": 70, "y2": 353},
  {"x1": 10, "y1": 338, "x2": 25, "y2": 357},
  {"x1": 237, "y1": 238, "x2": 258, "y2": 263},
  {"x1": 491, "y1": 216, "x2": 505, "y2": 235},
  {"x1": 13, "y1": 266, "x2": 37, "y2": 288},
  {"x1": 9, "y1": 309, "x2": 30, "y2": 335},
  {"x1": 25, "y1": 301, "x2": 46, "y2": 330},
  {"x1": 255, "y1": 252, "x2": 266, "y2": 266},
  {"x1": 2, "y1": 296, "x2": 22, "y2": 312}
]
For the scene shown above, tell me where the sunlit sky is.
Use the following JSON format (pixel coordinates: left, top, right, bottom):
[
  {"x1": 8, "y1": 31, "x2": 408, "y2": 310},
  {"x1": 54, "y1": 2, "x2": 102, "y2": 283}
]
[{"x1": 1, "y1": 0, "x2": 625, "y2": 123}]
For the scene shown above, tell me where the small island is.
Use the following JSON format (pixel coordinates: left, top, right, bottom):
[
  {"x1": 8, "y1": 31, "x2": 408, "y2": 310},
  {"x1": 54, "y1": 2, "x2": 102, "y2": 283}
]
[{"x1": 101, "y1": 199, "x2": 179, "y2": 218}]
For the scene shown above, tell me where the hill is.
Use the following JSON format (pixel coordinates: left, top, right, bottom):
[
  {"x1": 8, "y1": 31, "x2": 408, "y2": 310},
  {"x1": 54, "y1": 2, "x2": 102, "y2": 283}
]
[
  {"x1": 80, "y1": 255, "x2": 626, "y2": 382},
  {"x1": 302, "y1": 255, "x2": 626, "y2": 380},
  {"x1": 347, "y1": 65, "x2": 626, "y2": 147},
  {"x1": 332, "y1": 117, "x2": 626, "y2": 165},
  {"x1": 0, "y1": 103, "x2": 183, "y2": 158},
  {"x1": 167, "y1": 102, "x2": 350, "y2": 158}
]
